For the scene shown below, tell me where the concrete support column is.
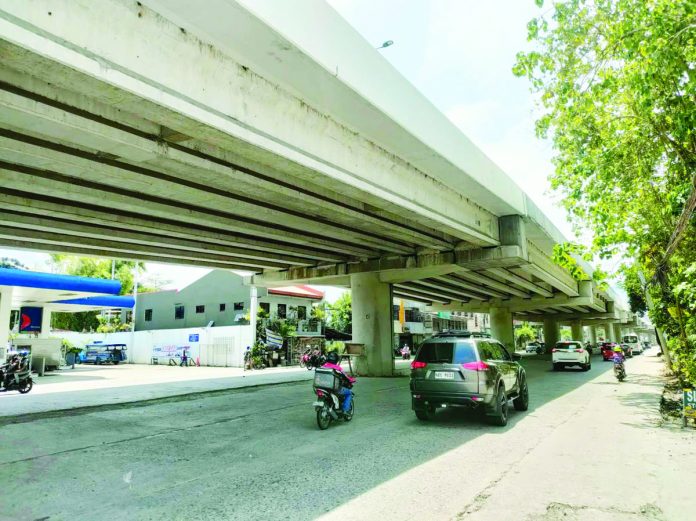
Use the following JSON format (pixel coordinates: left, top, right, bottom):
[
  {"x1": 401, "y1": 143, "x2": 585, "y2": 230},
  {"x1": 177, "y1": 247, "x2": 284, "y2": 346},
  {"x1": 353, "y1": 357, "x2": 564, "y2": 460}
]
[
  {"x1": 490, "y1": 307, "x2": 514, "y2": 351},
  {"x1": 0, "y1": 287, "x2": 14, "y2": 354},
  {"x1": 543, "y1": 317, "x2": 559, "y2": 351},
  {"x1": 589, "y1": 326, "x2": 597, "y2": 346},
  {"x1": 613, "y1": 323, "x2": 623, "y2": 343},
  {"x1": 351, "y1": 273, "x2": 393, "y2": 376},
  {"x1": 40, "y1": 306, "x2": 52, "y2": 338},
  {"x1": 570, "y1": 320, "x2": 583, "y2": 342},
  {"x1": 604, "y1": 323, "x2": 617, "y2": 342}
]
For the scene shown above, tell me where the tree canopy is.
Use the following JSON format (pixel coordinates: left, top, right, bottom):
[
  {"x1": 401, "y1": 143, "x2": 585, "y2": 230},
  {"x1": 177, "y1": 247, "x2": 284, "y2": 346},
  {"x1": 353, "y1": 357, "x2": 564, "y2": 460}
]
[{"x1": 514, "y1": 0, "x2": 696, "y2": 381}]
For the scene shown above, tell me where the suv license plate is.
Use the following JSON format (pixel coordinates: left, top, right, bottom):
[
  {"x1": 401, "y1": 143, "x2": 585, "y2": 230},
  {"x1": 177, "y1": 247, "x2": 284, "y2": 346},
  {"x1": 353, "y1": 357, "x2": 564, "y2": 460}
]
[{"x1": 434, "y1": 371, "x2": 454, "y2": 380}]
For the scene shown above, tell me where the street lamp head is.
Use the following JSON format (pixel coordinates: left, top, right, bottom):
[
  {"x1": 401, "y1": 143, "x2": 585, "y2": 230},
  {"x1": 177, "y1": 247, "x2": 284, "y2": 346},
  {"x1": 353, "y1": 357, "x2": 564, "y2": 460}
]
[{"x1": 377, "y1": 40, "x2": 394, "y2": 50}]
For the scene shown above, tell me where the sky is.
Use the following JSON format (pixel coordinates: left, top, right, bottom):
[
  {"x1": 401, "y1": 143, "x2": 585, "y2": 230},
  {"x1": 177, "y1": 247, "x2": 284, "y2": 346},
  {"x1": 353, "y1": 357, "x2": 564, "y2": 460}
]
[{"x1": 0, "y1": 1, "x2": 574, "y2": 304}]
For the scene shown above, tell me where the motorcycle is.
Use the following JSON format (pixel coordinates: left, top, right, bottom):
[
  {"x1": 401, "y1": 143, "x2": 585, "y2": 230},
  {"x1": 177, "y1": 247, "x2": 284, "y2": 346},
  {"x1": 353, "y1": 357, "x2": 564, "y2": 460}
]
[
  {"x1": 300, "y1": 348, "x2": 326, "y2": 371},
  {"x1": 0, "y1": 356, "x2": 33, "y2": 394},
  {"x1": 312, "y1": 367, "x2": 354, "y2": 430},
  {"x1": 614, "y1": 360, "x2": 626, "y2": 382},
  {"x1": 400, "y1": 345, "x2": 411, "y2": 360}
]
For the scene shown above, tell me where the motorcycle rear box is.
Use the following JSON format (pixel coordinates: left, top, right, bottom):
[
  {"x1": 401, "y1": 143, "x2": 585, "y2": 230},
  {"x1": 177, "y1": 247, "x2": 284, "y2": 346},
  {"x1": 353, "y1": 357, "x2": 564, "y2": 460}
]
[{"x1": 313, "y1": 368, "x2": 341, "y2": 392}]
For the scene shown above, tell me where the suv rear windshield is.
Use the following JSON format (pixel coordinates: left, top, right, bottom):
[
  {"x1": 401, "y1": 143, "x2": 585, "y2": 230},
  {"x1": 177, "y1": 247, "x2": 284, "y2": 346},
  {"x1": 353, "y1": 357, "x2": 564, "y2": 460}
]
[
  {"x1": 622, "y1": 335, "x2": 638, "y2": 343},
  {"x1": 416, "y1": 341, "x2": 476, "y2": 364},
  {"x1": 555, "y1": 342, "x2": 581, "y2": 349}
]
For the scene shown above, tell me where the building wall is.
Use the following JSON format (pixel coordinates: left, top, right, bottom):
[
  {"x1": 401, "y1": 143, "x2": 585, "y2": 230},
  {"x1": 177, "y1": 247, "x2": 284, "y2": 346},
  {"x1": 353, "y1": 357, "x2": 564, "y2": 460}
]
[{"x1": 136, "y1": 271, "x2": 319, "y2": 331}]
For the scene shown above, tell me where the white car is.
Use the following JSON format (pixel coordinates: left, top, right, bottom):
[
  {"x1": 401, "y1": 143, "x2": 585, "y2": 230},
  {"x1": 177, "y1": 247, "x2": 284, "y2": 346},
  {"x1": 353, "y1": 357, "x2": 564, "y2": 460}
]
[
  {"x1": 622, "y1": 334, "x2": 643, "y2": 355},
  {"x1": 552, "y1": 341, "x2": 591, "y2": 371}
]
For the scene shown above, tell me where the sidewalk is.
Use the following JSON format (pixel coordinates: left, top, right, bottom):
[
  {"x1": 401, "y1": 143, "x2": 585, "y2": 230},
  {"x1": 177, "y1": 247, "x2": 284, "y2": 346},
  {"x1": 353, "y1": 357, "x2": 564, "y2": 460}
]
[{"x1": 0, "y1": 363, "x2": 313, "y2": 418}]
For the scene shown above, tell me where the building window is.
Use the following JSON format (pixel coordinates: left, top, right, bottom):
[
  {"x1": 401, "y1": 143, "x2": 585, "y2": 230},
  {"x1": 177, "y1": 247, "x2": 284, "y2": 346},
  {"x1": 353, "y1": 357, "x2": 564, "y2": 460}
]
[
  {"x1": 219, "y1": 303, "x2": 226, "y2": 312},
  {"x1": 196, "y1": 305, "x2": 205, "y2": 314},
  {"x1": 144, "y1": 309, "x2": 153, "y2": 322},
  {"x1": 174, "y1": 305, "x2": 185, "y2": 320},
  {"x1": 298, "y1": 306, "x2": 307, "y2": 320},
  {"x1": 277, "y1": 304, "x2": 287, "y2": 319},
  {"x1": 234, "y1": 302, "x2": 244, "y2": 311},
  {"x1": 259, "y1": 302, "x2": 270, "y2": 314}
]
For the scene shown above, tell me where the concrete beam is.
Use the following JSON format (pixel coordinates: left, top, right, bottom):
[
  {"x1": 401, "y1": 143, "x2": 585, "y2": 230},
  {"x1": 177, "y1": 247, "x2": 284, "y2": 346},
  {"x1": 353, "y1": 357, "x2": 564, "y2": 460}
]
[
  {"x1": 484, "y1": 268, "x2": 553, "y2": 297},
  {"x1": 454, "y1": 270, "x2": 531, "y2": 299},
  {"x1": 436, "y1": 274, "x2": 508, "y2": 299},
  {"x1": 250, "y1": 245, "x2": 527, "y2": 286}
]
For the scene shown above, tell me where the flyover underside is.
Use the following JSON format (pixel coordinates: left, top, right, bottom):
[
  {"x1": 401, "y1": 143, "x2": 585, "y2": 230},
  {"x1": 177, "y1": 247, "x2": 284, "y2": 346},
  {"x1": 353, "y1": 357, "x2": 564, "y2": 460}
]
[{"x1": 0, "y1": 1, "x2": 503, "y2": 276}]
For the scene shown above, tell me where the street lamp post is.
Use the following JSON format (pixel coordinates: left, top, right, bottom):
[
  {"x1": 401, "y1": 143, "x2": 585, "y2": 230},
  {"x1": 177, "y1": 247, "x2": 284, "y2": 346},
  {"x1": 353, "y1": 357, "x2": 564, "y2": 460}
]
[{"x1": 376, "y1": 40, "x2": 394, "y2": 50}]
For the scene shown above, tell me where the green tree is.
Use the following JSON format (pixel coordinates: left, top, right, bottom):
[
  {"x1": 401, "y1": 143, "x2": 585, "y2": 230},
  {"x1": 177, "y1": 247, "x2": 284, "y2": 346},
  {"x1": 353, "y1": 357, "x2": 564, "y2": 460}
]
[
  {"x1": 514, "y1": 0, "x2": 696, "y2": 381},
  {"x1": 0, "y1": 257, "x2": 27, "y2": 269},
  {"x1": 49, "y1": 255, "x2": 153, "y2": 332},
  {"x1": 515, "y1": 322, "x2": 537, "y2": 348},
  {"x1": 328, "y1": 292, "x2": 352, "y2": 333}
]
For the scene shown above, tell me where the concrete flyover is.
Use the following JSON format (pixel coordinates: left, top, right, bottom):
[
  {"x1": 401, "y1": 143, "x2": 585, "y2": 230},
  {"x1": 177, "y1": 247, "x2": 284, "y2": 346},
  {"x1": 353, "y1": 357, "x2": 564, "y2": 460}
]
[{"x1": 0, "y1": 0, "x2": 636, "y2": 373}]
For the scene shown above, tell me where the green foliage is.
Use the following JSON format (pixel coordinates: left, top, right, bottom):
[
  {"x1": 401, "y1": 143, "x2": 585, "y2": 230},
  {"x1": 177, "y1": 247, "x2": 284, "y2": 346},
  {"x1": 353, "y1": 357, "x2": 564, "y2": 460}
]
[
  {"x1": 515, "y1": 0, "x2": 696, "y2": 381},
  {"x1": 0, "y1": 257, "x2": 26, "y2": 270},
  {"x1": 328, "y1": 292, "x2": 352, "y2": 333},
  {"x1": 325, "y1": 341, "x2": 345, "y2": 355},
  {"x1": 515, "y1": 322, "x2": 537, "y2": 348}
]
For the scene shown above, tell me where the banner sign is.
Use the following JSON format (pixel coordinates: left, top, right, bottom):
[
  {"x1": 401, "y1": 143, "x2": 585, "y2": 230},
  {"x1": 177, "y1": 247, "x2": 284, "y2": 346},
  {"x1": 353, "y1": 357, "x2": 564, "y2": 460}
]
[
  {"x1": 152, "y1": 344, "x2": 191, "y2": 359},
  {"x1": 265, "y1": 329, "x2": 283, "y2": 348},
  {"x1": 19, "y1": 306, "x2": 43, "y2": 332}
]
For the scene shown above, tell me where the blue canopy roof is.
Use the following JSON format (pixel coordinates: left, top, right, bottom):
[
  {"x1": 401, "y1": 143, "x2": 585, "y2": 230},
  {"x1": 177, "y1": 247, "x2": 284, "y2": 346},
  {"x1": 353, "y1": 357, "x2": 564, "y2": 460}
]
[
  {"x1": 52, "y1": 295, "x2": 135, "y2": 309},
  {"x1": 0, "y1": 268, "x2": 121, "y2": 295}
]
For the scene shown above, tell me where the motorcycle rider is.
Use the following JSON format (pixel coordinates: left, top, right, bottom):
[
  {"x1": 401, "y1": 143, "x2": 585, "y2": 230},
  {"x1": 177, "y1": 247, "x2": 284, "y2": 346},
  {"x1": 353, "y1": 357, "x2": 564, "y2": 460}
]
[
  {"x1": 321, "y1": 351, "x2": 356, "y2": 415},
  {"x1": 612, "y1": 345, "x2": 626, "y2": 375}
]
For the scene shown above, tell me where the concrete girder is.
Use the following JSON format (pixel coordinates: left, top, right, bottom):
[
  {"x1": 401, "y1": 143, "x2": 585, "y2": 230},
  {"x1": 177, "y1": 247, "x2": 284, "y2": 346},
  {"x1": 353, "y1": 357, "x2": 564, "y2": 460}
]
[
  {"x1": 395, "y1": 281, "x2": 473, "y2": 304},
  {"x1": 454, "y1": 270, "x2": 531, "y2": 299},
  {"x1": 408, "y1": 278, "x2": 490, "y2": 301},
  {"x1": 0, "y1": 8, "x2": 499, "y2": 246},
  {"x1": 249, "y1": 245, "x2": 528, "y2": 287},
  {"x1": 0, "y1": 225, "x2": 289, "y2": 270},
  {"x1": 392, "y1": 287, "x2": 448, "y2": 305},
  {"x1": 0, "y1": 193, "x2": 347, "y2": 263},
  {"x1": 0, "y1": 133, "x2": 414, "y2": 255},
  {"x1": 436, "y1": 274, "x2": 509, "y2": 299},
  {"x1": 0, "y1": 238, "x2": 263, "y2": 271},
  {"x1": 484, "y1": 268, "x2": 554, "y2": 297},
  {"x1": 429, "y1": 293, "x2": 600, "y2": 314},
  {"x1": 0, "y1": 162, "x2": 379, "y2": 258},
  {"x1": 523, "y1": 242, "x2": 580, "y2": 296},
  {"x1": 0, "y1": 86, "x2": 455, "y2": 251},
  {"x1": 0, "y1": 211, "x2": 317, "y2": 267}
]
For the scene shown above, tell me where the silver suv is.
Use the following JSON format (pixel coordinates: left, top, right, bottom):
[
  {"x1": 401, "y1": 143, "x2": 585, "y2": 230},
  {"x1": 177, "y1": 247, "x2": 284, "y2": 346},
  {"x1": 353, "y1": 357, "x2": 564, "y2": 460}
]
[{"x1": 410, "y1": 331, "x2": 529, "y2": 426}]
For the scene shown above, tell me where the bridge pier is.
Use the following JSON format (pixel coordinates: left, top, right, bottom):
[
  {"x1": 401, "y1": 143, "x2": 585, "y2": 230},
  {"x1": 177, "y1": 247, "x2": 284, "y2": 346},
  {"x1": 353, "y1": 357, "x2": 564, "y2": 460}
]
[
  {"x1": 612, "y1": 323, "x2": 624, "y2": 344},
  {"x1": 351, "y1": 273, "x2": 393, "y2": 377},
  {"x1": 588, "y1": 325, "x2": 597, "y2": 346},
  {"x1": 490, "y1": 307, "x2": 514, "y2": 351},
  {"x1": 543, "y1": 317, "x2": 559, "y2": 351},
  {"x1": 570, "y1": 320, "x2": 583, "y2": 342}
]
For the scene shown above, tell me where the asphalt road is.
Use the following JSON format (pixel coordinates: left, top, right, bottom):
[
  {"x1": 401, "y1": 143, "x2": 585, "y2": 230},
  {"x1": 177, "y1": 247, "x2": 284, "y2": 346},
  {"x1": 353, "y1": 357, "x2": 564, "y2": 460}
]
[{"x1": 0, "y1": 351, "x2": 693, "y2": 521}]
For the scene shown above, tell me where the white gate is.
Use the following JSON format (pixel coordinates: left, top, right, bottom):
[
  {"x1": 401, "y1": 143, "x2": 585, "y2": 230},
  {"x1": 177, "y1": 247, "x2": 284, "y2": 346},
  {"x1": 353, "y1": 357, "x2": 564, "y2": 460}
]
[{"x1": 199, "y1": 337, "x2": 237, "y2": 367}]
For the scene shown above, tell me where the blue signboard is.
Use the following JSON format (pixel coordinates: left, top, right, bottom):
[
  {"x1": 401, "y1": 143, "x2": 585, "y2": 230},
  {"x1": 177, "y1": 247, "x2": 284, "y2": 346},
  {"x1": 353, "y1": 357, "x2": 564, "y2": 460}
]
[
  {"x1": 19, "y1": 306, "x2": 43, "y2": 332},
  {"x1": 188, "y1": 334, "x2": 200, "y2": 342}
]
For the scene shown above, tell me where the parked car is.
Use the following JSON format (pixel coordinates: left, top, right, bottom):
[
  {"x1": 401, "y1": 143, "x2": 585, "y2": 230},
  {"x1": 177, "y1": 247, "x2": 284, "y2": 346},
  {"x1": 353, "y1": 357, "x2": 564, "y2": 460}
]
[
  {"x1": 622, "y1": 334, "x2": 643, "y2": 355},
  {"x1": 601, "y1": 342, "x2": 619, "y2": 361},
  {"x1": 410, "y1": 330, "x2": 528, "y2": 427},
  {"x1": 525, "y1": 341, "x2": 543, "y2": 354},
  {"x1": 552, "y1": 341, "x2": 591, "y2": 371}
]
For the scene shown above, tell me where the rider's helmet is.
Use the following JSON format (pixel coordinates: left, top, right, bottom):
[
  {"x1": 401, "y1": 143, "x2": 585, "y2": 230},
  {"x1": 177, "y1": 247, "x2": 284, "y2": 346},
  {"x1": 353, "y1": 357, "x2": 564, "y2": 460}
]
[
  {"x1": 613, "y1": 346, "x2": 623, "y2": 352},
  {"x1": 326, "y1": 351, "x2": 339, "y2": 364}
]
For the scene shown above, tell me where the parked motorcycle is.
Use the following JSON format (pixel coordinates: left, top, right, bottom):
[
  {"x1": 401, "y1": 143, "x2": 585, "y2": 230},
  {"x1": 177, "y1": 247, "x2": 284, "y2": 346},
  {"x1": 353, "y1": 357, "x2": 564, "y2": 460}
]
[
  {"x1": 312, "y1": 367, "x2": 354, "y2": 430},
  {"x1": 300, "y1": 349, "x2": 325, "y2": 370},
  {"x1": 0, "y1": 355, "x2": 33, "y2": 394}
]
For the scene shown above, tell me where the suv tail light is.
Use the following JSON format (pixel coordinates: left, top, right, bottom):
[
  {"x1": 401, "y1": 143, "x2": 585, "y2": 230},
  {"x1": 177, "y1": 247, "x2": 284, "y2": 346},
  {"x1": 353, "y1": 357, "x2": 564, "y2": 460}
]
[
  {"x1": 411, "y1": 361, "x2": 427, "y2": 369},
  {"x1": 462, "y1": 361, "x2": 489, "y2": 371},
  {"x1": 574, "y1": 349, "x2": 585, "y2": 353},
  {"x1": 551, "y1": 348, "x2": 558, "y2": 353}
]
